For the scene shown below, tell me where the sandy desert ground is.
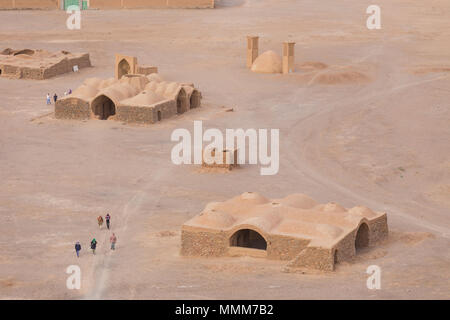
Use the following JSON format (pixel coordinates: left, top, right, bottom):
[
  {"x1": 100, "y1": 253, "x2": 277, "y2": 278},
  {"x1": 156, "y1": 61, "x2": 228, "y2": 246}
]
[{"x1": 0, "y1": 0, "x2": 449, "y2": 299}]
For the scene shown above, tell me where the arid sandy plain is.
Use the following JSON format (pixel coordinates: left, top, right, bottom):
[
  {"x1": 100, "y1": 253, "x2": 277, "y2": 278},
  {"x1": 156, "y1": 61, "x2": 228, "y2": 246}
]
[{"x1": 0, "y1": 0, "x2": 449, "y2": 299}]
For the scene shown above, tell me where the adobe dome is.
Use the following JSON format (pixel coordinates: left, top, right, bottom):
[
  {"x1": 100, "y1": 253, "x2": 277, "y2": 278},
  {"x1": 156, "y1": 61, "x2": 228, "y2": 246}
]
[{"x1": 251, "y1": 50, "x2": 282, "y2": 74}]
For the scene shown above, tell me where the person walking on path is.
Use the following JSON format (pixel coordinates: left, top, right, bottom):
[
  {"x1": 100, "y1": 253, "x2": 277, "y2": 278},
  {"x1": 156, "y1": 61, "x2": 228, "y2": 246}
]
[
  {"x1": 90, "y1": 238, "x2": 97, "y2": 255},
  {"x1": 53, "y1": 93, "x2": 58, "y2": 103},
  {"x1": 97, "y1": 215, "x2": 104, "y2": 229},
  {"x1": 105, "y1": 213, "x2": 111, "y2": 230},
  {"x1": 110, "y1": 233, "x2": 117, "y2": 251},
  {"x1": 46, "y1": 93, "x2": 51, "y2": 105},
  {"x1": 75, "y1": 241, "x2": 81, "y2": 258}
]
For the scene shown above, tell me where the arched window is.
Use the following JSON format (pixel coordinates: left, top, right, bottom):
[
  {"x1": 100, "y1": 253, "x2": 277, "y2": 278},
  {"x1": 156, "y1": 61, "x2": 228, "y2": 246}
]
[{"x1": 118, "y1": 59, "x2": 131, "y2": 79}]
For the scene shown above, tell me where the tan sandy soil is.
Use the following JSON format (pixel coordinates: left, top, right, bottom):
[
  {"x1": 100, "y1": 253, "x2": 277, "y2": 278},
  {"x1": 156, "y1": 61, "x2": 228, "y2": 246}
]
[{"x1": 0, "y1": 0, "x2": 449, "y2": 299}]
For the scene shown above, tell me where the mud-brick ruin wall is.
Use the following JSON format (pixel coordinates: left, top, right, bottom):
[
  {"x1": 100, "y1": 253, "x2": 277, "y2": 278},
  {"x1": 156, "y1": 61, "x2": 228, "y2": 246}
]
[
  {"x1": 181, "y1": 228, "x2": 229, "y2": 257},
  {"x1": 136, "y1": 65, "x2": 158, "y2": 76},
  {"x1": 0, "y1": 0, "x2": 213, "y2": 9},
  {"x1": 42, "y1": 54, "x2": 91, "y2": 79},
  {"x1": 116, "y1": 99, "x2": 176, "y2": 124},
  {"x1": 0, "y1": 0, "x2": 59, "y2": 9},
  {"x1": 0, "y1": 54, "x2": 90, "y2": 80},
  {"x1": 55, "y1": 97, "x2": 91, "y2": 120},
  {"x1": 89, "y1": 0, "x2": 214, "y2": 9}
]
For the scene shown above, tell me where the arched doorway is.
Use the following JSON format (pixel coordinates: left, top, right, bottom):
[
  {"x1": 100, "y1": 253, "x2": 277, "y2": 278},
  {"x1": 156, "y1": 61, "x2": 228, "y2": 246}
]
[
  {"x1": 92, "y1": 95, "x2": 115, "y2": 120},
  {"x1": 230, "y1": 229, "x2": 267, "y2": 250},
  {"x1": 190, "y1": 90, "x2": 201, "y2": 108},
  {"x1": 355, "y1": 223, "x2": 369, "y2": 251},
  {"x1": 176, "y1": 88, "x2": 187, "y2": 114},
  {"x1": 157, "y1": 110, "x2": 162, "y2": 121},
  {"x1": 118, "y1": 59, "x2": 131, "y2": 79}
]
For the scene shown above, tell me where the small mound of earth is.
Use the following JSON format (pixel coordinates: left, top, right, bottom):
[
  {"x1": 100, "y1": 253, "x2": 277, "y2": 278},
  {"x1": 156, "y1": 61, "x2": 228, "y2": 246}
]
[
  {"x1": 412, "y1": 66, "x2": 450, "y2": 75},
  {"x1": 251, "y1": 50, "x2": 282, "y2": 74},
  {"x1": 297, "y1": 61, "x2": 328, "y2": 71},
  {"x1": 310, "y1": 67, "x2": 370, "y2": 85},
  {"x1": 157, "y1": 230, "x2": 177, "y2": 237}
]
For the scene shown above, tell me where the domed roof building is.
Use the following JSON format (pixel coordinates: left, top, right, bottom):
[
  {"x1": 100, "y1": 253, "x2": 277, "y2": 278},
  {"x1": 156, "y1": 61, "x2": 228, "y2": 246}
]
[{"x1": 181, "y1": 192, "x2": 388, "y2": 271}]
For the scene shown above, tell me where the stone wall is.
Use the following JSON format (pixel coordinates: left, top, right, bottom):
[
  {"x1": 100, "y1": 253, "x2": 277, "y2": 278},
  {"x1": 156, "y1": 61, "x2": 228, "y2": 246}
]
[
  {"x1": 0, "y1": 0, "x2": 214, "y2": 9},
  {"x1": 116, "y1": 99, "x2": 176, "y2": 124},
  {"x1": 266, "y1": 234, "x2": 310, "y2": 261},
  {"x1": 368, "y1": 214, "x2": 388, "y2": 245},
  {"x1": 287, "y1": 246, "x2": 335, "y2": 271},
  {"x1": 55, "y1": 97, "x2": 91, "y2": 120},
  {"x1": 181, "y1": 228, "x2": 229, "y2": 257},
  {"x1": 136, "y1": 65, "x2": 158, "y2": 76},
  {"x1": 334, "y1": 231, "x2": 356, "y2": 262},
  {"x1": 0, "y1": 0, "x2": 59, "y2": 9},
  {"x1": 89, "y1": 0, "x2": 214, "y2": 9},
  {"x1": 0, "y1": 54, "x2": 91, "y2": 80}
]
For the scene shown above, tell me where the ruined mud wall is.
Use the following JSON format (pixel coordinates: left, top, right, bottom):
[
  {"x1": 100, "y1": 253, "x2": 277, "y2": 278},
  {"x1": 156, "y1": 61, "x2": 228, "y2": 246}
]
[
  {"x1": 0, "y1": 0, "x2": 213, "y2": 9},
  {"x1": 0, "y1": 54, "x2": 90, "y2": 80},
  {"x1": 0, "y1": 0, "x2": 59, "y2": 9},
  {"x1": 89, "y1": 0, "x2": 214, "y2": 9},
  {"x1": 55, "y1": 97, "x2": 91, "y2": 120},
  {"x1": 42, "y1": 54, "x2": 91, "y2": 79},
  {"x1": 116, "y1": 99, "x2": 176, "y2": 124}
]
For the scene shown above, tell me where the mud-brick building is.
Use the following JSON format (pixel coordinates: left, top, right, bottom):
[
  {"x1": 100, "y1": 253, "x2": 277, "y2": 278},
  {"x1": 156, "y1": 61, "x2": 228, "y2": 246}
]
[
  {"x1": 0, "y1": 48, "x2": 91, "y2": 80},
  {"x1": 181, "y1": 192, "x2": 388, "y2": 271},
  {"x1": 0, "y1": 0, "x2": 214, "y2": 10},
  {"x1": 55, "y1": 54, "x2": 202, "y2": 124}
]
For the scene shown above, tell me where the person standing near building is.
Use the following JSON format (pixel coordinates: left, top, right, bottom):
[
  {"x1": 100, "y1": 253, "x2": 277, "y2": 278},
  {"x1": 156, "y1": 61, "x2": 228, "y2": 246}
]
[
  {"x1": 97, "y1": 215, "x2": 104, "y2": 229},
  {"x1": 110, "y1": 233, "x2": 117, "y2": 250},
  {"x1": 53, "y1": 93, "x2": 58, "y2": 103},
  {"x1": 90, "y1": 238, "x2": 97, "y2": 255},
  {"x1": 46, "y1": 93, "x2": 51, "y2": 105},
  {"x1": 75, "y1": 241, "x2": 81, "y2": 258},
  {"x1": 105, "y1": 213, "x2": 111, "y2": 230}
]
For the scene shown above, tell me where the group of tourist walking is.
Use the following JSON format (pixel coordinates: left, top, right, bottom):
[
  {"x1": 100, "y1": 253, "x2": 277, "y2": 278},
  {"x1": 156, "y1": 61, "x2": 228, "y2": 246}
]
[
  {"x1": 74, "y1": 213, "x2": 117, "y2": 258},
  {"x1": 46, "y1": 89, "x2": 71, "y2": 105}
]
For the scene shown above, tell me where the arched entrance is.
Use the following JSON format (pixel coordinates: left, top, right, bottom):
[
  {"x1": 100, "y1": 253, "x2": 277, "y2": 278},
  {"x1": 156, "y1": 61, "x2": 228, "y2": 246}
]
[
  {"x1": 118, "y1": 59, "x2": 131, "y2": 79},
  {"x1": 355, "y1": 223, "x2": 369, "y2": 251},
  {"x1": 92, "y1": 95, "x2": 115, "y2": 120},
  {"x1": 190, "y1": 90, "x2": 201, "y2": 108},
  {"x1": 230, "y1": 229, "x2": 267, "y2": 250},
  {"x1": 176, "y1": 89, "x2": 187, "y2": 114}
]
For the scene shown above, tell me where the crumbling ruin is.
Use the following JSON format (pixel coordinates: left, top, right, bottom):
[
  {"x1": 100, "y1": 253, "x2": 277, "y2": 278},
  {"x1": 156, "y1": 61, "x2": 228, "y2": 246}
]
[
  {"x1": 202, "y1": 148, "x2": 239, "y2": 170},
  {"x1": 0, "y1": 48, "x2": 91, "y2": 80},
  {"x1": 247, "y1": 36, "x2": 295, "y2": 74},
  {"x1": 0, "y1": 0, "x2": 214, "y2": 10},
  {"x1": 181, "y1": 192, "x2": 388, "y2": 271},
  {"x1": 55, "y1": 54, "x2": 201, "y2": 124}
]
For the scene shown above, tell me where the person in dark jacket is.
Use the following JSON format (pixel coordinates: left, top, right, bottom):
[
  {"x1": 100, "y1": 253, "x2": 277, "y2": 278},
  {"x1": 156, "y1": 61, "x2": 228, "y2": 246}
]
[
  {"x1": 90, "y1": 238, "x2": 97, "y2": 255},
  {"x1": 105, "y1": 213, "x2": 111, "y2": 230},
  {"x1": 53, "y1": 93, "x2": 58, "y2": 103},
  {"x1": 75, "y1": 241, "x2": 81, "y2": 258}
]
